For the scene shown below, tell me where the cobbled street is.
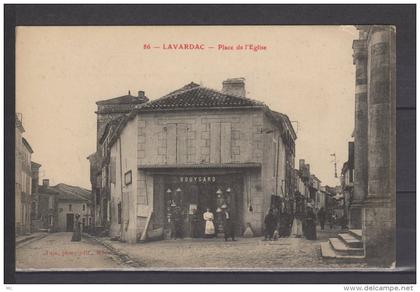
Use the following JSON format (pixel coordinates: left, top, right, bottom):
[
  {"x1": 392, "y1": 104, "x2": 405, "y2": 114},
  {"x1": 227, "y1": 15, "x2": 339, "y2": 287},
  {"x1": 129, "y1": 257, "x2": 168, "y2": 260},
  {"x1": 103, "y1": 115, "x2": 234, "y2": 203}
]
[
  {"x1": 16, "y1": 227, "x2": 367, "y2": 270},
  {"x1": 100, "y1": 226, "x2": 367, "y2": 270},
  {"x1": 16, "y1": 232, "x2": 131, "y2": 270}
]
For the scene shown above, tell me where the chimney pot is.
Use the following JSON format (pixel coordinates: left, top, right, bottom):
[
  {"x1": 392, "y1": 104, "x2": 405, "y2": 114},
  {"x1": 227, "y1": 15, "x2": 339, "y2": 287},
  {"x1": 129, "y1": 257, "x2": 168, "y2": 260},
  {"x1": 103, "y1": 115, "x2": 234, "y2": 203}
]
[
  {"x1": 222, "y1": 78, "x2": 246, "y2": 97},
  {"x1": 42, "y1": 179, "x2": 49, "y2": 187},
  {"x1": 138, "y1": 91, "x2": 145, "y2": 98}
]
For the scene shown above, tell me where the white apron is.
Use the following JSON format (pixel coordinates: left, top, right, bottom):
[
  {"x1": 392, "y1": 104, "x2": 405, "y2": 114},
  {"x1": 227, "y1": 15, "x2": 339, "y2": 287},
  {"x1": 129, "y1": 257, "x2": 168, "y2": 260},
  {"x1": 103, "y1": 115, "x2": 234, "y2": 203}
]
[{"x1": 203, "y1": 211, "x2": 215, "y2": 235}]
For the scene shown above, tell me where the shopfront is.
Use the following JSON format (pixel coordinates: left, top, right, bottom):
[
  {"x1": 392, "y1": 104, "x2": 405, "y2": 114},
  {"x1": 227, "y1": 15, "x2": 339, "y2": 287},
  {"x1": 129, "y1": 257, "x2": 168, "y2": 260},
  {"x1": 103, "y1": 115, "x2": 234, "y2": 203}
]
[{"x1": 151, "y1": 171, "x2": 244, "y2": 238}]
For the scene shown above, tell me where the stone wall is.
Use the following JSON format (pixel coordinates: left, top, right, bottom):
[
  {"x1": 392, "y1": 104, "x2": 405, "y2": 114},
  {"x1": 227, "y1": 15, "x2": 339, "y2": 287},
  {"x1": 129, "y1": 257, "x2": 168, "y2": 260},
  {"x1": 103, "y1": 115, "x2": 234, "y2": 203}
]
[{"x1": 137, "y1": 109, "x2": 264, "y2": 166}]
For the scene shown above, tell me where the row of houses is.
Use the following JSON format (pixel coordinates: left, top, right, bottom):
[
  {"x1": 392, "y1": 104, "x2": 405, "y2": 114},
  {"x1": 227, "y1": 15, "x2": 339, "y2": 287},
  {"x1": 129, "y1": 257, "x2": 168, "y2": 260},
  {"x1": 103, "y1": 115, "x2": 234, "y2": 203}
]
[
  {"x1": 15, "y1": 114, "x2": 93, "y2": 235},
  {"x1": 88, "y1": 78, "x2": 340, "y2": 243}
]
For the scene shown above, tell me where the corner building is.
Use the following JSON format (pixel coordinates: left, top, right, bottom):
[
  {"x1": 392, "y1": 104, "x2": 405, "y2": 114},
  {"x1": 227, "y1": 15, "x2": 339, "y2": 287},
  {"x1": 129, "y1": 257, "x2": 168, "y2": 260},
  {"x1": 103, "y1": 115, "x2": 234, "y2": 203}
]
[{"x1": 106, "y1": 80, "x2": 296, "y2": 243}]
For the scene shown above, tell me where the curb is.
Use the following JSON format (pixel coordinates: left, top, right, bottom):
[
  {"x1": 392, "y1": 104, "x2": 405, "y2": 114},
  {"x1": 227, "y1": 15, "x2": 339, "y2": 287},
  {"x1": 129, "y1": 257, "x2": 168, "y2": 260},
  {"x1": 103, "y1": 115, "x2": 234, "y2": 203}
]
[{"x1": 82, "y1": 233, "x2": 144, "y2": 268}]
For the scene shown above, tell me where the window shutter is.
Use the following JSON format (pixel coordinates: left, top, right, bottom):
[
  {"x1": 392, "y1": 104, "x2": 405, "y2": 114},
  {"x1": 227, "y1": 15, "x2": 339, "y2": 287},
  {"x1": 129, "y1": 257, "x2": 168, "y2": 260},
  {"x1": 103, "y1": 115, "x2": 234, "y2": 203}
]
[{"x1": 221, "y1": 123, "x2": 232, "y2": 163}]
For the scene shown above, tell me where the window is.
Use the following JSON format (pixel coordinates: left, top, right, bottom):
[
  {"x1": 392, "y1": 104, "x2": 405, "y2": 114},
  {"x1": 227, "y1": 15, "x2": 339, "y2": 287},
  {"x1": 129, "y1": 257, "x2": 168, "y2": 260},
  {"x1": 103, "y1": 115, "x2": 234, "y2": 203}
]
[
  {"x1": 69, "y1": 204, "x2": 72, "y2": 211},
  {"x1": 124, "y1": 170, "x2": 132, "y2": 185},
  {"x1": 82, "y1": 218, "x2": 86, "y2": 226},
  {"x1": 82, "y1": 204, "x2": 85, "y2": 211},
  {"x1": 210, "y1": 122, "x2": 232, "y2": 163}
]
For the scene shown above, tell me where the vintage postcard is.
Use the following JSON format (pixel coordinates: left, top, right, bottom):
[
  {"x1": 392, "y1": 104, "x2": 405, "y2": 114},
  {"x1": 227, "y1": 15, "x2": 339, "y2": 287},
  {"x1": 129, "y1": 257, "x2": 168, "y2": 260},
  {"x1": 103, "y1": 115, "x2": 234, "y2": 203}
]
[{"x1": 14, "y1": 25, "x2": 396, "y2": 271}]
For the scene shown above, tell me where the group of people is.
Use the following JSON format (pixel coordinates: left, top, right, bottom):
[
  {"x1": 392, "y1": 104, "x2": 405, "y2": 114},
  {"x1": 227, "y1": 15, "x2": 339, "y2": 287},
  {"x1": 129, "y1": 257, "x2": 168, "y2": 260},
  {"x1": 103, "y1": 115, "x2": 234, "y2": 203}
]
[
  {"x1": 203, "y1": 208, "x2": 236, "y2": 241},
  {"x1": 170, "y1": 206, "x2": 236, "y2": 241},
  {"x1": 264, "y1": 206, "x2": 323, "y2": 241}
]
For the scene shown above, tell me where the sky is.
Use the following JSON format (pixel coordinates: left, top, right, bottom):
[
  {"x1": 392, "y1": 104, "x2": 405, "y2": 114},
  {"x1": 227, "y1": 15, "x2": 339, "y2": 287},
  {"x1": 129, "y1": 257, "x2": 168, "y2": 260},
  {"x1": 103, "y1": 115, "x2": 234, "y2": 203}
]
[{"x1": 16, "y1": 25, "x2": 358, "y2": 189}]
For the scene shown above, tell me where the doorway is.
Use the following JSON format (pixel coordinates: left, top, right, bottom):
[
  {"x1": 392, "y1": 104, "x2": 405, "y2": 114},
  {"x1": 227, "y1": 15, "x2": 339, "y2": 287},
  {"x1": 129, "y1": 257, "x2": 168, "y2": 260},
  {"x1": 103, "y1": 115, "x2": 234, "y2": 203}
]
[
  {"x1": 66, "y1": 213, "x2": 74, "y2": 232},
  {"x1": 155, "y1": 173, "x2": 243, "y2": 238}
]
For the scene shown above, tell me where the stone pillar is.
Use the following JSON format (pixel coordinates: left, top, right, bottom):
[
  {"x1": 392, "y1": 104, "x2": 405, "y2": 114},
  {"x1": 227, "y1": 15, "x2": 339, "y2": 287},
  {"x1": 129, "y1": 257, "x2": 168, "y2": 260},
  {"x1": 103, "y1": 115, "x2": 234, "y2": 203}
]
[
  {"x1": 363, "y1": 25, "x2": 396, "y2": 266},
  {"x1": 350, "y1": 29, "x2": 368, "y2": 229}
]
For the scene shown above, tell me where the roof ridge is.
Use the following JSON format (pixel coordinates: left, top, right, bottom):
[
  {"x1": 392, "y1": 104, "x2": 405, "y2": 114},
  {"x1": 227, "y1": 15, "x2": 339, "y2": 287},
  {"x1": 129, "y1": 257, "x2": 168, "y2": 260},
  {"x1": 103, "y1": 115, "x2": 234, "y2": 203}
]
[
  {"x1": 199, "y1": 85, "x2": 265, "y2": 106},
  {"x1": 155, "y1": 82, "x2": 201, "y2": 100}
]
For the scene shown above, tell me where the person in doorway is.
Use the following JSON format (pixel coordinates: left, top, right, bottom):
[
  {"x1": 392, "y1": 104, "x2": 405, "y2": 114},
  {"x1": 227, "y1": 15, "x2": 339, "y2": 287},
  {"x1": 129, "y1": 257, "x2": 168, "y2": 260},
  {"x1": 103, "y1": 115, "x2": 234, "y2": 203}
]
[
  {"x1": 203, "y1": 208, "x2": 215, "y2": 238},
  {"x1": 223, "y1": 208, "x2": 236, "y2": 241},
  {"x1": 304, "y1": 206, "x2": 317, "y2": 240},
  {"x1": 264, "y1": 209, "x2": 276, "y2": 241},
  {"x1": 172, "y1": 205, "x2": 183, "y2": 239},
  {"x1": 317, "y1": 207, "x2": 326, "y2": 230}
]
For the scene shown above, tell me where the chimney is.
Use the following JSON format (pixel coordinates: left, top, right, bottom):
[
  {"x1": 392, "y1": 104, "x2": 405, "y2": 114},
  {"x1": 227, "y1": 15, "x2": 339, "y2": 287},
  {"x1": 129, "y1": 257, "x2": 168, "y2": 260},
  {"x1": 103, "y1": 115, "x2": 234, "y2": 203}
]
[
  {"x1": 137, "y1": 90, "x2": 149, "y2": 102},
  {"x1": 222, "y1": 78, "x2": 246, "y2": 97},
  {"x1": 299, "y1": 159, "x2": 305, "y2": 170},
  {"x1": 42, "y1": 179, "x2": 49, "y2": 187}
]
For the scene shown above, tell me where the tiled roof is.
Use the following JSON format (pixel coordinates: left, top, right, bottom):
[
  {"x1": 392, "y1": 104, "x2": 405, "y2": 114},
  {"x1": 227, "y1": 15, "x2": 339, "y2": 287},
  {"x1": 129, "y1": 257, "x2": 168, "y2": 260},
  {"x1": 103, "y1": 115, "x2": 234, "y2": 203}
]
[
  {"x1": 51, "y1": 183, "x2": 91, "y2": 202},
  {"x1": 22, "y1": 137, "x2": 33, "y2": 153},
  {"x1": 99, "y1": 115, "x2": 126, "y2": 143},
  {"x1": 138, "y1": 82, "x2": 264, "y2": 111}
]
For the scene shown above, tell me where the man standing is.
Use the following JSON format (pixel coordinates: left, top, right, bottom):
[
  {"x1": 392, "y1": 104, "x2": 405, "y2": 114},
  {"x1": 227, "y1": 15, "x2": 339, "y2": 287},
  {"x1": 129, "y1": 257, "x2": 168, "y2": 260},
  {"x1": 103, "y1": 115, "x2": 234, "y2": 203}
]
[
  {"x1": 223, "y1": 208, "x2": 235, "y2": 241},
  {"x1": 317, "y1": 207, "x2": 326, "y2": 230},
  {"x1": 264, "y1": 209, "x2": 276, "y2": 240}
]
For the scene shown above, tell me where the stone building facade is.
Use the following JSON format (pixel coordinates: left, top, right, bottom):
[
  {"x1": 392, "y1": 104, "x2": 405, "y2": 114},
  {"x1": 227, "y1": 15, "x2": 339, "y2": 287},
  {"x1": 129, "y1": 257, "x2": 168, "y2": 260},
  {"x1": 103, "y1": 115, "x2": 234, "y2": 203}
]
[
  {"x1": 88, "y1": 91, "x2": 149, "y2": 233},
  {"x1": 101, "y1": 79, "x2": 297, "y2": 243},
  {"x1": 350, "y1": 25, "x2": 396, "y2": 265},
  {"x1": 15, "y1": 114, "x2": 34, "y2": 235}
]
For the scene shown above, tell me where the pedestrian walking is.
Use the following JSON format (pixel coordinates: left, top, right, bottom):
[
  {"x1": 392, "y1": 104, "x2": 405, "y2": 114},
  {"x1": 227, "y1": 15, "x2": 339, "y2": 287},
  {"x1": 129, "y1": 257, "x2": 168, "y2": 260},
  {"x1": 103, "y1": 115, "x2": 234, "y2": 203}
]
[
  {"x1": 71, "y1": 214, "x2": 81, "y2": 242},
  {"x1": 303, "y1": 206, "x2": 317, "y2": 240},
  {"x1": 264, "y1": 209, "x2": 276, "y2": 240},
  {"x1": 328, "y1": 213, "x2": 335, "y2": 229},
  {"x1": 223, "y1": 208, "x2": 236, "y2": 241},
  {"x1": 278, "y1": 210, "x2": 290, "y2": 237},
  {"x1": 203, "y1": 208, "x2": 215, "y2": 238},
  {"x1": 317, "y1": 207, "x2": 326, "y2": 230}
]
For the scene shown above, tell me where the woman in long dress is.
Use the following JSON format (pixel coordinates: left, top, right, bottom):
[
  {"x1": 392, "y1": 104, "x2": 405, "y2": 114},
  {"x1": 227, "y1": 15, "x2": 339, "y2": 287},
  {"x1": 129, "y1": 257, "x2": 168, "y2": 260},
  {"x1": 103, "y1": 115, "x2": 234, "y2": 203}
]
[
  {"x1": 203, "y1": 208, "x2": 215, "y2": 238},
  {"x1": 291, "y1": 211, "x2": 304, "y2": 238},
  {"x1": 303, "y1": 206, "x2": 317, "y2": 240}
]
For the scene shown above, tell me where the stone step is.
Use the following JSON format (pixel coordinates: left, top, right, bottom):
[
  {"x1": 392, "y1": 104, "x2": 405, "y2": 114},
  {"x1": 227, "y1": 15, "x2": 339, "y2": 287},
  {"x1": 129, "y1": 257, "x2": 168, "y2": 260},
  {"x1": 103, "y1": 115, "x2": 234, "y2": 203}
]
[
  {"x1": 329, "y1": 238, "x2": 364, "y2": 256},
  {"x1": 338, "y1": 233, "x2": 363, "y2": 248},
  {"x1": 349, "y1": 229, "x2": 363, "y2": 241},
  {"x1": 320, "y1": 242, "x2": 365, "y2": 262}
]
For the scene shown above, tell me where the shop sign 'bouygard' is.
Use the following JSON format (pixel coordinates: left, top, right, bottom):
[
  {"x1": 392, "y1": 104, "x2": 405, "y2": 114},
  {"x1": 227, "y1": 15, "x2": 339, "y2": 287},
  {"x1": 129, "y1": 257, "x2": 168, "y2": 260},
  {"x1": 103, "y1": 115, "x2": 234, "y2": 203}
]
[{"x1": 179, "y1": 176, "x2": 217, "y2": 183}]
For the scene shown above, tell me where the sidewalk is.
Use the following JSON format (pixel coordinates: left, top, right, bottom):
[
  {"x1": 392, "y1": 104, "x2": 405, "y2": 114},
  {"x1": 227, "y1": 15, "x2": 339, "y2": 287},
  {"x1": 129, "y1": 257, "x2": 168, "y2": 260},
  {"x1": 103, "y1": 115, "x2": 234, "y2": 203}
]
[{"x1": 16, "y1": 232, "x2": 49, "y2": 247}]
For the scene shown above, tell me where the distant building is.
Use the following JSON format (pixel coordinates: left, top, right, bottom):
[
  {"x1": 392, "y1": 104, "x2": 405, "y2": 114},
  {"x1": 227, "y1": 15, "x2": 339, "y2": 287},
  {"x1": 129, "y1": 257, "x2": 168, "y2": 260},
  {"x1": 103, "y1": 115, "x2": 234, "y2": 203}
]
[
  {"x1": 341, "y1": 141, "x2": 354, "y2": 222},
  {"x1": 15, "y1": 114, "x2": 34, "y2": 235},
  {"x1": 31, "y1": 180, "x2": 92, "y2": 232}
]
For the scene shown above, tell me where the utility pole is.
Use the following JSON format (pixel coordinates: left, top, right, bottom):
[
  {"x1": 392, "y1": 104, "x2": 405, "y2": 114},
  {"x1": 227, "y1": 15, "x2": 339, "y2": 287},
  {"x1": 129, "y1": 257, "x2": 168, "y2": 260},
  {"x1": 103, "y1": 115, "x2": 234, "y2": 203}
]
[{"x1": 330, "y1": 153, "x2": 337, "y2": 178}]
